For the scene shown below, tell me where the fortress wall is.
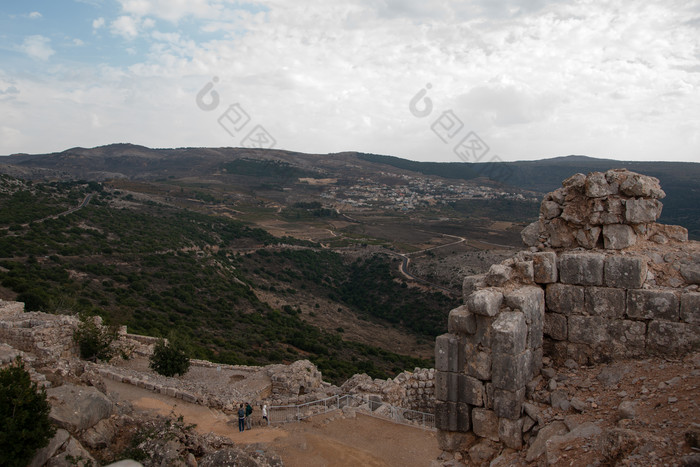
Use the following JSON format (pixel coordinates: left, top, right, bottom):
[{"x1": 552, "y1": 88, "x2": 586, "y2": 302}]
[{"x1": 435, "y1": 169, "x2": 700, "y2": 452}]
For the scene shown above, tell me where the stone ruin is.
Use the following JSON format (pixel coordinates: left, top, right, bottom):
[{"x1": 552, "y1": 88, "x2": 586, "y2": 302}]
[{"x1": 434, "y1": 169, "x2": 700, "y2": 453}]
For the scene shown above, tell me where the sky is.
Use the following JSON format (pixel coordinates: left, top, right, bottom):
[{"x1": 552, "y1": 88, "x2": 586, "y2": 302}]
[{"x1": 0, "y1": 0, "x2": 699, "y2": 164}]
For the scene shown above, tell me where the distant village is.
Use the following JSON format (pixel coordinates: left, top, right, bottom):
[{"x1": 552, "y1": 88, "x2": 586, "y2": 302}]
[{"x1": 317, "y1": 172, "x2": 536, "y2": 211}]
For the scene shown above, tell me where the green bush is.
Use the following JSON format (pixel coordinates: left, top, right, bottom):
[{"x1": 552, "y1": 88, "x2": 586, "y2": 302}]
[
  {"x1": 73, "y1": 314, "x2": 118, "y2": 362},
  {"x1": 149, "y1": 338, "x2": 190, "y2": 377},
  {"x1": 0, "y1": 358, "x2": 56, "y2": 467}
]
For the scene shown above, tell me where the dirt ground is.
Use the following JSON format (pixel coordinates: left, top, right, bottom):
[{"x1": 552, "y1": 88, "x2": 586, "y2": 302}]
[{"x1": 104, "y1": 379, "x2": 441, "y2": 467}]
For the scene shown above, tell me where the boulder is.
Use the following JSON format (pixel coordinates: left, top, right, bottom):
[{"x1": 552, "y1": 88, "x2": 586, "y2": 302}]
[{"x1": 47, "y1": 384, "x2": 113, "y2": 432}]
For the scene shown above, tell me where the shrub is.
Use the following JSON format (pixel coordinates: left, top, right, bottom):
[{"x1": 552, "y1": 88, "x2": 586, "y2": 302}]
[
  {"x1": 0, "y1": 358, "x2": 56, "y2": 467},
  {"x1": 149, "y1": 338, "x2": 190, "y2": 377},
  {"x1": 73, "y1": 313, "x2": 118, "y2": 362}
]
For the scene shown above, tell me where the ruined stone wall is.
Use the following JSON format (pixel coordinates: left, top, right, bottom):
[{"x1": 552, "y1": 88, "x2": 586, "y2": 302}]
[
  {"x1": 435, "y1": 169, "x2": 700, "y2": 452},
  {"x1": 341, "y1": 368, "x2": 435, "y2": 412}
]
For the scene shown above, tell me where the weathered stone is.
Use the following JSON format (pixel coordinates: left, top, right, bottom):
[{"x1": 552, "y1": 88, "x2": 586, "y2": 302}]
[
  {"x1": 436, "y1": 430, "x2": 476, "y2": 452},
  {"x1": 585, "y1": 287, "x2": 626, "y2": 318},
  {"x1": 546, "y1": 283, "x2": 584, "y2": 315},
  {"x1": 52, "y1": 437, "x2": 96, "y2": 467},
  {"x1": 607, "y1": 320, "x2": 647, "y2": 356},
  {"x1": 545, "y1": 422, "x2": 602, "y2": 465},
  {"x1": 492, "y1": 350, "x2": 532, "y2": 391},
  {"x1": 681, "y1": 262, "x2": 700, "y2": 284},
  {"x1": 514, "y1": 261, "x2": 534, "y2": 282},
  {"x1": 467, "y1": 289, "x2": 503, "y2": 317},
  {"x1": 468, "y1": 440, "x2": 499, "y2": 465},
  {"x1": 492, "y1": 312, "x2": 527, "y2": 355},
  {"x1": 550, "y1": 390, "x2": 570, "y2": 410},
  {"x1": 618, "y1": 172, "x2": 665, "y2": 198},
  {"x1": 604, "y1": 255, "x2": 647, "y2": 289},
  {"x1": 568, "y1": 316, "x2": 610, "y2": 346},
  {"x1": 562, "y1": 173, "x2": 586, "y2": 190},
  {"x1": 533, "y1": 252, "x2": 557, "y2": 283},
  {"x1": 498, "y1": 417, "x2": 523, "y2": 449},
  {"x1": 521, "y1": 220, "x2": 542, "y2": 247},
  {"x1": 525, "y1": 421, "x2": 569, "y2": 462},
  {"x1": 558, "y1": 252, "x2": 604, "y2": 285},
  {"x1": 486, "y1": 264, "x2": 512, "y2": 287},
  {"x1": 493, "y1": 387, "x2": 525, "y2": 419},
  {"x1": 681, "y1": 292, "x2": 700, "y2": 324},
  {"x1": 457, "y1": 402, "x2": 471, "y2": 432},
  {"x1": 585, "y1": 171, "x2": 616, "y2": 198},
  {"x1": 472, "y1": 408, "x2": 499, "y2": 442},
  {"x1": 436, "y1": 371, "x2": 458, "y2": 402},
  {"x1": 627, "y1": 289, "x2": 679, "y2": 321},
  {"x1": 546, "y1": 218, "x2": 577, "y2": 248},
  {"x1": 473, "y1": 315, "x2": 497, "y2": 348},
  {"x1": 540, "y1": 200, "x2": 562, "y2": 219},
  {"x1": 435, "y1": 334, "x2": 460, "y2": 372},
  {"x1": 30, "y1": 429, "x2": 70, "y2": 467},
  {"x1": 617, "y1": 400, "x2": 637, "y2": 420},
  {"x1": 463, "y1": 274, "x2": 486, "y2": 301},
  {"x1": 435, "y1": 401, "x2": 458, "y2": 431},
  {"x1": 625, "y1": 198, "x2": 662, "y2": 223},
  {"x1": 544, "y1": 313, "x2": 567, "y2": 340},
  {"x1": 647, "y1": 320, "x2": 700, "y2": 355},
  {"x1": 82, "y1": 418, "x2": 116, "y2": 449},
  {"x1": 575, "y1": 226, "x2": 602, "y2": 249},
  {"x1": 448, "y1": 305, "x2": 476, "y2": 335},
  {"x1": 465, "y1": 350, "x2": 491, "y2": 380},
  {"x1": 561, "y1": 203, "x2": 586, "y2": 225},
  {"x1": 459, "y1": 375, "x2": 484, "y2": 406},
  {"x1": 603, "y1": 224, "x2": 637, "y2": 250},
  {"x1": 47, "y1": 384, "x2": 113, "y2": 432}
]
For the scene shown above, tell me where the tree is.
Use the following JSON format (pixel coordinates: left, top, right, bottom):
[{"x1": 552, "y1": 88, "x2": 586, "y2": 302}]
[
  {"x1": 149, "y1": 338, "x2": 190, "y2": 377},
  {"x1": 73, "y1": 313, "x2": 118, "y2": 362},
  {"x1": 0, "y1": 358, "x2": 56, "y2": 467}
]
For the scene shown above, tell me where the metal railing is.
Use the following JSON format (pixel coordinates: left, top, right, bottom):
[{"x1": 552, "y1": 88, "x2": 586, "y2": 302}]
[{"x1": 269, "y1": 394, "x2": 434, "y2": 431}]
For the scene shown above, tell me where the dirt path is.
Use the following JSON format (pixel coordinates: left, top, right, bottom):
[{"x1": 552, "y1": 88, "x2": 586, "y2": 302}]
[{"x1": 104, "y1": 379, "x2": 440, "y2": 467}]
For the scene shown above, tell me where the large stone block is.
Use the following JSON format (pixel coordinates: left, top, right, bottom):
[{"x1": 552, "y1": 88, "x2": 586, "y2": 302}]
[
  {"x1": 603, "y1": 224, "x2": 637, "y2": 250},
  {"x1": 435, "y1": 401, "x2": 458, "y2": 431},
  {"x1": 492, "y1": 311, "x2": 527, "y2": 355},
  {"x1": 486, "y1": 264, "x2": 512, "y2": 287},
  {"x1": 435, "y1": 371, "x2": 459, "y2": 402},
  {"x1": 448, "y1": 305, "x2": 477, "y2": 335},
  {"x1": 647, "y1": 321, "x2": 700, "y2": 355},
  {"x1": 585, "y1": 287, "x2": 626, "y2": 318},
  {"x1": 506, "y1": 286, "x2": 545, "y2": 348},
  {"x1": 435, "y1": 333, "x2": 460, "y2": 372},
  {"x1": 493, "y1": 387, "x2": 525, "y2": 420},
  {"x1": 681, "y1": 262, "x2": 700, "y2": 285},
  {"x1": 625, "y1": 198, "x2": 662, "y2": 223},
  {"x1": 492, "y1": 350, "x2": 532, "y2": 391},
  {"x1": 604, "y1": 255, "x2": 647, "y2": 289},
  {"x1": 568, "y1": 316, "x2": 609, "y2": 346},
  {"x1": 544, "y1": 312, "x2": 567, "y2": 340},
  {"x1": 474, "y1": 315, "x2": 497, "y2": 348},
  {"x1": 472, "y1": 408, "x2": 499, "y2": 442},
  {"x1": 457, "y1": 402, "x2": 471, "y2": 432},
  {"x1": 465, "y1": 350, "x2": 492, "y2": 380},
  {"x1": 459, "y1": 375, "x2": 484, "y2": 406},
  {"x1": 681, "y1": 292, "x2": 700, "y2": 324},
  {"x1": 47, "y1": 385, "x2": 114, "y2": 432},
  {"x1": 627, "y1": 289, "x2": 679, "y2": 321},
  {"x1": 546, "y1": 283, "x2": 584, "y2": 315},
  {"x1": 467, "y1": 288, "x2": 504, "y2": 317},
  {"x1": 559, "y1": 252, "x2": 605, "y2": 286},
  {"x1": 498, "y1": 417, "x2": 524, "y2": 449},
  {"x1": 533, "y1": 252, "x2": 558, "y2": 283},
  {"x1": 436, "y1": 431, "x2": 476, "y2": 452},
  {"x1": 463, "y1": 274, "x2": 486, "y2": 302},
  {"x1": 608, "y1": 320, "x2": 647, "y2": 357}
]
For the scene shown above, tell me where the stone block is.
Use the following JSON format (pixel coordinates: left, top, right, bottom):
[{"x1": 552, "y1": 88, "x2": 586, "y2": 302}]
[
  {"x1": 459, "y1": 375, "x2": 484, "y2": 406},
  {"x1": 506, "y1": 286, "x2": 545, "y2": 348},
  {"x1": 575, "y1": 226, "x2": 602, "y2": 249},
  {"x1": 647, "y1": 321, "x2": 700, "y2": 356},
  {"x1": 435, "y1": 334, "x2": 459, "y2": 372},
  {"x1": 463, "y1": 274, "x2": 486, "y2": 302},
  {"x1": 533, "y1": 252, "x2": 558, "y2": 283},
  {"x1": 531, "y1": 346, "x2": 543, "y2": 379},
  {"x1": 604, "y1": 255, "x2": 647, "y2": 289},
  {"x1": 448, "y1": 305, "x2": 476, "y2": 335},
  {"x1": 559, "y1": 252, "x2": 605, "y2": 285},
  {"x1": 466, "y1": 350, "x2": 491, "y2": 380},
  {"x1": 436, "y1": 431, "x2": 476, "y2": 452},
  {"x1": 486, "y1": 264, "x2": 512, "y2": 287},
  {"x1": 435, "y1": 371, "x2": 448, "y2": 402},
  {"x1": 484, "y1": 383, "x2": 494, "y2": 409},
  {"x1": 546, "y1": 283, "x2": 584, "y2": 315},
  {"x1": 499, "y1": 417, "x2": 524, "y2": 449},
  {"x1": 492, "y1": 311, "x2": 527, "y2": 355},
  {"x1": 625, "y1": 198, "x2": 662, "y2": 223},
  {"x1": 568, "y1": 316, "x2": 609, "y2": 346},
  {"x1": 608, "y1": 320, "x2": 647, "y2": 357},
  {"x1": 681, "y1": 292, "x2": 700, "y2": 324},
  {"x1": 515, "y1": 261, "x2": 534, "y2": 282},
  {"x1": 492, "y1": 350, "x2": 532, "y2": 391},
  {"x1": 467, "y1": 288, "x2": 504, "y2": 317},
  {"x1": 541, "y1": 200, "x2": 562, "y2": 219},
  {"x1": 472, "y1": 408, "x2": 499, "y2": 442},
  {"x1": 457, "y1": 402, "x2": 471, "y2": 432},
  {"x1": 544, "y1": 312, "x2": 567, "y2": 340},
  {"x1": 585, "y1": 287, "x2": 626, "y2": 318},
  {"x1": 603, "y1": 224, "x2": 637, "y2": 250},
  {"x1": 493, "y1": 387, "x2": 525, "y2": 419},
  {"x1": 627, "y1": 289, "x2": 679, "y2": 321},
  {"x1": 474, "y1": 315, "x2": 497, "y2": 348},
  {"x1": 435, "y1": 401, "x2": 457, "y2": 431},
  {"x1": 681, "y1": 262, "x2": 700, "y2": 285}
]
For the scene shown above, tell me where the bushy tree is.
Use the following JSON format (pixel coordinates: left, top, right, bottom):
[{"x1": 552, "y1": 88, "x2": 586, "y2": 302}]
[
  {"x1": 73, "y1": 313, "x2": 118, "y2": 362},
  {"x1": 149, "y1": 338, "x2": 190, "y2": 377},
  {"x1": 0, "y1": 358, "x2": 56, "y2": 467}
]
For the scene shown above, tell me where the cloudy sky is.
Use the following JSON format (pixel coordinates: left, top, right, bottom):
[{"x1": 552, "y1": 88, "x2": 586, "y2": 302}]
[{"x1": 0, "y1": 0, "x2": 698, "y2": 163}]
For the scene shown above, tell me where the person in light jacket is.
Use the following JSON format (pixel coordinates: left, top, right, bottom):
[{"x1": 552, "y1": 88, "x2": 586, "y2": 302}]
[{"x1": 262, "y1": 404, "x2": 269, "y2": 425}]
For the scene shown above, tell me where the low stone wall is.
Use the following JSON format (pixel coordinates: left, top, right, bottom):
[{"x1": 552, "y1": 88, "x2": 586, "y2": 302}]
[{"x1": 341, "y1": 368, "x2": 435, "y2": 413}]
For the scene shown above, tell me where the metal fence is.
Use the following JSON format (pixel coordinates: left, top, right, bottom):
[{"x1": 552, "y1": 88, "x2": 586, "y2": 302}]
[{"x1": 269, "y1": 394, "x2": 434, "y2": 431}]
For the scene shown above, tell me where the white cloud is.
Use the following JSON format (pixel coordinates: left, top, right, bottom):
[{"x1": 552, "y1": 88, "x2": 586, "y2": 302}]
[
  {"x1": 110, "y1": 15, "x2": 140, "y2": 39},
  {"x1": 28, "y1": 11, "x2": 42, "y2": 19},
  {"x1": 92, "y1": 17, "x2": 105, "y2": 29},
  {"x1": 19, "y1": 35, "x2": 55, "y2": 61}
]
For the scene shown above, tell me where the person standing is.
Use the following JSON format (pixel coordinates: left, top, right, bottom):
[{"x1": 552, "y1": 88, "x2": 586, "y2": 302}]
[
  {"x1": 237, "y1": 403, "x2": 246, "y2": 432},
  {"x1": 245, "y1": 402, "x2": 253, "y2": 430},
  {"x1": 262, "y1": 404, "x2": 269, "y2": 426}
]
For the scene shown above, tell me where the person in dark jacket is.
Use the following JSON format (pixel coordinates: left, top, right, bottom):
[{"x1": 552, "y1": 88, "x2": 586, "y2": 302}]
[
  {"x1": 245, "y1": 402, "x2": 253, "y2": 430},
  {"x1": 237, "y1": 403, "x2": 246, "y2": 432}
]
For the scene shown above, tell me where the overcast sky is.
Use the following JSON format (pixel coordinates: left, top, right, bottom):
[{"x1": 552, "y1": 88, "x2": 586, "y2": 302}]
[{"x1": 1, "y1": 0, "x2": 698, "y2": 163}]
